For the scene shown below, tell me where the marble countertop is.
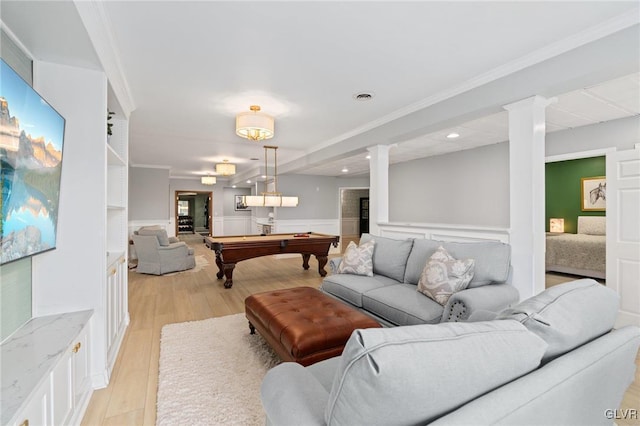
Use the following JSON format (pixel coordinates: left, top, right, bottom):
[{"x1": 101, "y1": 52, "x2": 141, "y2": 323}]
[{"x1": 1, "y1": 310, "x2": 94, "y2": 425}]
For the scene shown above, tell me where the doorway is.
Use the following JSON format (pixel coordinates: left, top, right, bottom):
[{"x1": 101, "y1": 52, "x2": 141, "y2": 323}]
[
  {"x1": 175, "y1": 191, "x2": 213, "y2": 236},
  {"x1": 544, "y1": 150, "x2": 608, "y2": 288},
  {"x1": 339, "y1": 187, "x2": 370, "y2": 253}
]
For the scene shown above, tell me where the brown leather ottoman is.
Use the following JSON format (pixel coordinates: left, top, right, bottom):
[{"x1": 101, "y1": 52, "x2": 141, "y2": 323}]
[{"x1": 245, "y1": 286, "x2": 381, "y2": 366}]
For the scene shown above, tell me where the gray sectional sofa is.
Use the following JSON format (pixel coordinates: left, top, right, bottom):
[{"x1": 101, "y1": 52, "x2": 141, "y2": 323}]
[
  {"x1": 261, "y1": 279, "x2": 640, "y2": 425},
  {"x1": 321, "y1": 234, "x2": 519, "y2": 325}
]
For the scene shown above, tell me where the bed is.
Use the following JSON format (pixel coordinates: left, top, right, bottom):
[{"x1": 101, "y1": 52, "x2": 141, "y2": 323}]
[{"x1": 545, "y1": 216, "x2": 606, "y2": 279}]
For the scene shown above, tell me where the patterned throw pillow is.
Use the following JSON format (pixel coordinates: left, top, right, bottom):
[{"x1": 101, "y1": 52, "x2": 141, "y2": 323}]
[
  {"x1": 417, "y1": 246, "x2": 475, "y2": 305},
  {"x1": 337, "y1": 240, "x2": 375, "y2": 276}
]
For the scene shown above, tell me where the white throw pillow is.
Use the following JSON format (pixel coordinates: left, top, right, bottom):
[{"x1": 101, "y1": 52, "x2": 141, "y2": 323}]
[
  {"x1": 337, "y1": 240, "x2": 375, "y2": 276},
  {"x1": 417, "y1": 246, "x2": 475, "y2": 305}
]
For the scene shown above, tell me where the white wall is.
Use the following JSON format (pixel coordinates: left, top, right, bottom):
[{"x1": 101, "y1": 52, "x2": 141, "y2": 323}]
[
  {"x1": 546, "y1": 116, "x2": 639, "y2": 156},
  {"x1": 129, "y1": 166, "x2": 171, "y2": 221},
  {"x1": 389, "y1": 142, "x2": 510, "y2": 227},
  {"x1": 276, "y1": 175, "x2": 370, "y2": 220}
]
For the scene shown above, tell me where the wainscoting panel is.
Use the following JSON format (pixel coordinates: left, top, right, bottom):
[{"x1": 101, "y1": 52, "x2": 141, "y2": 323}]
[
  {"x1": 222, "y1": 217, "x2": 252, "y2": 236},
  {"x1": 379, "y1": 223, "x2": 510, "y2": 243},
  {"x1": 341, "y1": 218, "x2": 359, "y2": 236},
  {"x1": 213, "y1": 217, "x2": 224, "y2": 236},
  {"x1": 274, "y1": 219, "x2": 340, "y2": 236},
  {"x1": 274, "y1": 219, "x2": 341, "y2": 255}
]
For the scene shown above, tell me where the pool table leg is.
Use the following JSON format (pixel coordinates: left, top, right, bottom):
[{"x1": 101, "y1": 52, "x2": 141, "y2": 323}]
[
  {"x1": 301, "y1": 253, "x2": 311, "y2": 270},
  {"x1": 223, "y1": 263, "x2": 236, "y2": 288},
  {"x1": 215, "y1": 254, "x2": 225, "y2": 279},
  {"x1": 316, "y1": 255, "x2": 328, "y2": 277}
]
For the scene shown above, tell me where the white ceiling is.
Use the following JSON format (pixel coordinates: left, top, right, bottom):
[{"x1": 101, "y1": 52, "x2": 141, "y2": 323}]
[
  {"x1": 1, "y1": 1, "x2": 639, "y2": 185},
  {"x1": 305, "y1": 72, "x2": 640, "y2": 176}
]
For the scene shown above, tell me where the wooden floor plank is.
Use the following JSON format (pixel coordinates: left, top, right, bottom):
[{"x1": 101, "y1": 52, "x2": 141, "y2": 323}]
[{"x1": 82, "y1": 240, "x2": 639, "y2": 425}]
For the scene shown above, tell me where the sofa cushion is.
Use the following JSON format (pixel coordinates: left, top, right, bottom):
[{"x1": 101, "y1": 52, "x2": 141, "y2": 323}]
[
  {"x1": 336, "y1": 240, "x2": 375, "y2": 276},
  {"x1": 404, "y1": 239, "x2": 510, "y2": 288},
  {"x1": 137, "y1": 225, "x2": 170, "y2": 246},
  {"x1": 325, "y1": 320, "x2": 547, "y2": 425},
  {"x1": 403, "y1": 238, "x2": 442, "y2": 284},
  {"x1": 442, "y1": 241, "x2": 510, "y2": 288},
  {"x1": 417, "y1": 246, "x2": 475, "y2": 305},
  {"x1": 360, "y1": 233, "x2": 413, "y2": 282},
  {"x1": 362, "y1": 284, "x2": 444, "y2": 325},
  {"x1": 321, "y1": 274, "x2": 399, "y2": 308},
  {"x1": 496, "y1": 278, "x2": 619, "y2": 363}
]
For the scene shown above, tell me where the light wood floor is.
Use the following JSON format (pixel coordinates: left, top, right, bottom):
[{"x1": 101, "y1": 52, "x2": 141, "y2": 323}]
[{"x1": 81, "y1": 240, "x2": 639, "y2": 425}]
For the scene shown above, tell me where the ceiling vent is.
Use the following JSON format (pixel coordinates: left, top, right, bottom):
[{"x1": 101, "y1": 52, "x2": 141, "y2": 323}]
[{"x1": 353, "y1": 92, "x2": 375, "y2": 101}]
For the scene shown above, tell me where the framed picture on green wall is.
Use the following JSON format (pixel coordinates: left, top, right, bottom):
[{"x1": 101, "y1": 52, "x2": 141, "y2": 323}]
[{"x1": 581, "y1": 176, "x2": 606, "y2": 211}]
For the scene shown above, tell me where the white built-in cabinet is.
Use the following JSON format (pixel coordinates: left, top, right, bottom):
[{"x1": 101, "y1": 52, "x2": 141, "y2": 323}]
[
  {"x1": 106, "y1": 254, "x2": 128, "y2": 373},
  {"x1": 105, "y1": 116, "x2": 129, "y2": 375},
  {"x1": 2, "y1": 311, "x2": 93, "y2": 426}
]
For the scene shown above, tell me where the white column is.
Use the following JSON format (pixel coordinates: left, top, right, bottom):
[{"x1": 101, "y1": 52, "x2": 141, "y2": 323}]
[
  {"x1": 504, "y1": 95, "x2": 554, "y2": 300},
  {"x1": 367, "y1": 145, "x2": 392, "y2": 236}
]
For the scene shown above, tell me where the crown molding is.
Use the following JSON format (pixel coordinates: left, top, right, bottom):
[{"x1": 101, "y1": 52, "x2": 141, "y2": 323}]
[
  {"x1": 73, "y1": 0, "x2": 135, "y2": 117},
  {"x1": 130, "y1": 163, "x2": 172, "y2": 170},
  {"x1": 0, "y1": 20, "x2": 35, "y2": 60},
  {"x1": 306, "y1": 9, "x2": 640, "y2": 156}
]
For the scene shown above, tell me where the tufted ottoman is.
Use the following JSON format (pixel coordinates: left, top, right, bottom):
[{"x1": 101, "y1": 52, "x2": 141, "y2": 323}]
[{"x1": 245, "y1": 286, "x2": 381, "y2": 366}]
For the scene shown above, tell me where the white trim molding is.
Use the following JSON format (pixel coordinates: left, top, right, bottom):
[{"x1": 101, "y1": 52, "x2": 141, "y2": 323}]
[
  {"x1": 274, "y1": 219, "x2": 340, "y2": 236},
  {"x1": 378, "y1": 222, "x2": 510, "y2": 243},
  {"x1": 545, "y1": 148, "x2": 615, "y2": 163},
  {"x1": 73, "y1": 0, "x2": 135, "y2": 116}
]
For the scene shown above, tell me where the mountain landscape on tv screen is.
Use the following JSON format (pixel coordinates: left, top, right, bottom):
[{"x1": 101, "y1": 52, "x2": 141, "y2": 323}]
[{"x1": 1, "y1": 90, "x2": 64, "y2": 264}]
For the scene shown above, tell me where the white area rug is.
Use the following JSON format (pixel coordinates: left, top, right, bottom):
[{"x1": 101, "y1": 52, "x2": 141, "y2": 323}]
[
  {"x1": 157, "y1": 314, "x2": 280, "y2": 426},
  {"x1": 187, "y1": 254, "x2": 209, "y2": 273}
]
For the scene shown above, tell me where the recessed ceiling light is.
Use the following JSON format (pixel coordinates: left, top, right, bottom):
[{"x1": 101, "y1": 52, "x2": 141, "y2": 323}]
[
  {"x1": 342, "y1": 167, "x2": 349, "y2": 173},
  {"x1": 365, "y1": 154, "x2": 371, "y2": 159},
  {"x1": 246, "y1": 179, "x2": 251, "y2": 184},
  {"x1": 261, "y1": 175, "x2": 267, "y2": 179},
  {"x1": 446, "y1": 132, "x2": 460, "y2": 139},
  {"x1": 232, "y1": 185, "x2": 237, "y2": 188},
  {"x1": 353, "y1": 92, "x2": 375, "y2": 101}
]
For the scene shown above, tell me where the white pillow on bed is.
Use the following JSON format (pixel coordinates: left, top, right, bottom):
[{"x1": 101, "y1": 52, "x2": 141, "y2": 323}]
[{"x1": 577, "y1": 216, "x2": 606, "y2": 236}]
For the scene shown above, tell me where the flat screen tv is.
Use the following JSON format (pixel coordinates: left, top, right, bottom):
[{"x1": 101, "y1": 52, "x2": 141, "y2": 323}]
[{"x1": 1, "y1": 58, "x2": 65, "y2": 265}]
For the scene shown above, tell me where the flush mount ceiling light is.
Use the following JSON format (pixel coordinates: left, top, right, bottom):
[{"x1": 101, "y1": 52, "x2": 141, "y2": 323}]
[
  {"x1": 446, "y1": 132, "x2": 460, "y2": 139},
  {"x1": 235, "y1": 105, "x2": 274, "y2": 141},
  {"x1": 243, "y1": 145, "x2": 298, "y2": 208},
  {"x1": 216, "y1": 159, "x2": 236, "y2": 176},
  {"x1": 201, "y1": 175, "x2": 217, "y2": 185}
]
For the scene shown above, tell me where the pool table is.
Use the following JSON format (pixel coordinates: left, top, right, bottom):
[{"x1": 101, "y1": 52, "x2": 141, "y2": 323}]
[{"x1": 204, "y1": 232, "x2": 339, "y2": 288}]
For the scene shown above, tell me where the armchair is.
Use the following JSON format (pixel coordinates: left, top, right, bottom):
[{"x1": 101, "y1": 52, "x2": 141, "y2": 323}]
[{"x1": 132, "y1": 226, "x2": 196, "y2": 275}]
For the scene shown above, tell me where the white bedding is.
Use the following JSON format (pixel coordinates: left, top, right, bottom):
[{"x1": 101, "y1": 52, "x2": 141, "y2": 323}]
[{"x1": 545, "y1": 216, "x2": 606, "y2": 279}]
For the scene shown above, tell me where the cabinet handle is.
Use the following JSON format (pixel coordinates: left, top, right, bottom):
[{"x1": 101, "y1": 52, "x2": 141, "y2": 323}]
[
  {"x1": 120, "y1": 258, "x2": 125, "y2": 264},
  {"x1": 73, "y1": 342, "x2": 81, "y2": 353},
  {"x1": 20, "y1": 420, "x2": 29, "y2": 426},
  {"x1": 110, "y1": 268, "x2": 116, "y2": 276}
]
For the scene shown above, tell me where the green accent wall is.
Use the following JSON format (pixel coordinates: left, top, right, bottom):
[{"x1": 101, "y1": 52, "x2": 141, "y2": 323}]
[{"x1": 545, "y1": 156, "x2": 606, "y2": 234}]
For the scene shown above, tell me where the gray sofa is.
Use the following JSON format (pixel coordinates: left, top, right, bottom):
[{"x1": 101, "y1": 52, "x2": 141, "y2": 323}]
[
  {"x1": 321, "y1": 234, "x2": 519, "y2": 325},
  {"x1": 261, "y1": 279, "x2": 640, "y2": 425},
  {"x1": 132, "y1": 225, "x2": 196, "y2": 275}
]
